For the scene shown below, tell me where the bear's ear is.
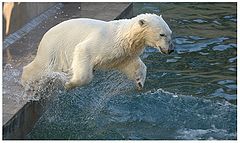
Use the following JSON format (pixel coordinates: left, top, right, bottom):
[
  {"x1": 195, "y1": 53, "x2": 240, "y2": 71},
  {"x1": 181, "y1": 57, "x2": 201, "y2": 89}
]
[
  {"x1": 160, "y1": 15, "x2": 162, "y2": 18},
  {"x1": 138, "y1": 19, "x2": 146, "y2": 27}
]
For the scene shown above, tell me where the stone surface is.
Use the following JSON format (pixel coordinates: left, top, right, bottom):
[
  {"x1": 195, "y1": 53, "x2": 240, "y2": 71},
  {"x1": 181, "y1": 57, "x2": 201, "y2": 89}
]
[{"x1": 3, "y1": 2, "x2": 56, "y2": 38}]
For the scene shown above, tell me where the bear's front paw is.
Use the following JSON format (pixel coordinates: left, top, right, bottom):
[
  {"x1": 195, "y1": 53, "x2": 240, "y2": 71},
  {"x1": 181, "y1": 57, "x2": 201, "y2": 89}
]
[
  {"x1": 136, "y1": 78, "x2": 144, "y2": 91},
  {"x1": 137, "y1": 82, "x2": 143, "y2": 91}
]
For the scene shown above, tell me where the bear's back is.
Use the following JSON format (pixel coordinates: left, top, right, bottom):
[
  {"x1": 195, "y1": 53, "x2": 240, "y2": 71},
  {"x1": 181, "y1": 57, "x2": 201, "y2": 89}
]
[{"x1": 36, "y1": 18, "x2": 109, "y2": 61}]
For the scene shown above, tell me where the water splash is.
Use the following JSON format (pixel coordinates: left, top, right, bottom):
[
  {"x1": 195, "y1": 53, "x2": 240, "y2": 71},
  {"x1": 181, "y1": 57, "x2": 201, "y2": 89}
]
[
  {"x1": 3, "y1": 64, "x2": 68, "y2": 102},
  {"x1": 28, "y1": 75, "x2": 236, "y2": 139},
  {"x1": 3, "y1": 64, "x2": 26, "y2": 104}
]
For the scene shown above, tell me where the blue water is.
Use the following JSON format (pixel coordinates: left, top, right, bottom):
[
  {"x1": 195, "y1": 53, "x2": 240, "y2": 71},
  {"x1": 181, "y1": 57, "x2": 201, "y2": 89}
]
[{"x1": 27, "y1": 3, "x2": 237, "y2": 140}]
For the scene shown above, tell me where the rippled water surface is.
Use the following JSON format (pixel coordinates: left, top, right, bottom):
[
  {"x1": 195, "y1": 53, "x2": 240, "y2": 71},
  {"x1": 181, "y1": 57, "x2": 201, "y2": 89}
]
[{"x1": 28, "y1": 3, "x2": 237, "y2": 140}]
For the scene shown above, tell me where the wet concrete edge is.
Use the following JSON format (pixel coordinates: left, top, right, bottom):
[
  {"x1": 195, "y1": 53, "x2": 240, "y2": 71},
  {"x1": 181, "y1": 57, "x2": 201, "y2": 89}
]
[
  {"x1": 3, "y1": 3, "x2": 64, "y2": 49},
  {"x1": 2, "y1": 2, "x2": 133, "y2": 140}
]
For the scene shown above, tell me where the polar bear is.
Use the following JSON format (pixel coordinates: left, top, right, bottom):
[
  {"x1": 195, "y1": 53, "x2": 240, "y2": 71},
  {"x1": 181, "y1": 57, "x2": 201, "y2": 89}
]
[{"x1": 21, "y1": 13, "x2": 174, "y2": 90}]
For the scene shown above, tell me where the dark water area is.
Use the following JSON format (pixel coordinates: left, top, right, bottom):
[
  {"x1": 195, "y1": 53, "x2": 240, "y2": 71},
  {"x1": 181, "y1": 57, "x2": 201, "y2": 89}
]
[{"x1": 28, "y1": 3, "x2": 237, "y2": 140}]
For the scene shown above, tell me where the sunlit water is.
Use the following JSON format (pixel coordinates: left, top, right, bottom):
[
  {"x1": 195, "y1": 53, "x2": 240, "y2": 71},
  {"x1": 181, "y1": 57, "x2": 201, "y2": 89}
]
[{"x1": 26, "y1": 3, "x2": 236, "y2": 140}]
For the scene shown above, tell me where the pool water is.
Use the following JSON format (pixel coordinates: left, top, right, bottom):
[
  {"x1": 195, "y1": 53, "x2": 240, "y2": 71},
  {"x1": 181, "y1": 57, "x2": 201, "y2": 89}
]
[{"x1": 27, "y1": 3, "x2": 237, "y2": 140}]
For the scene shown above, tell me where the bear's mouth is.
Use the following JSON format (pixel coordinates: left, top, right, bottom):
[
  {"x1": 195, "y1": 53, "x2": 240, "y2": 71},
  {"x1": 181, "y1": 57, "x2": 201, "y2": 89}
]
[
  {"x1": 159, "y1": 47, "x2": 172, "y2": 55},
  {"x1": 158, "y1": 47, "x2": 167, "y2": 54}
]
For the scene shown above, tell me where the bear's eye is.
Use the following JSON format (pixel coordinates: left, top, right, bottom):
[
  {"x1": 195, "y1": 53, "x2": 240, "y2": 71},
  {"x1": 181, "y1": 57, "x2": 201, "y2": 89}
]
[{"x1": 160, "y1": 34, "x2": 166, "y2": 37}]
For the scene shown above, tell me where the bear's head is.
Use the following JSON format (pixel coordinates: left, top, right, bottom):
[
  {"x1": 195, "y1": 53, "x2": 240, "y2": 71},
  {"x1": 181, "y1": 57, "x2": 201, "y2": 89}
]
[{"x1": 138, "y1": 14, "x2": 174, "y2": 54}]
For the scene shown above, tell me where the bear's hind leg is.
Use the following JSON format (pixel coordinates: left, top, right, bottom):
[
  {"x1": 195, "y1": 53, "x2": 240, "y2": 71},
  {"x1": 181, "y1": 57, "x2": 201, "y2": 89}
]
[{"x1": 21, "y1": 60, "x2": 45, "y2": 87}]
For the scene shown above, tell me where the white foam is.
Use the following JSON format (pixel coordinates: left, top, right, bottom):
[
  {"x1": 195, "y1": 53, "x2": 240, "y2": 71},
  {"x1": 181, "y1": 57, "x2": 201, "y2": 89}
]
[
  {"x1": 176, "y1": 126, "x2": 236, "y2": 140},
  {"x1": 155, "y1": 88, "x2": 191, "y2": 98}
]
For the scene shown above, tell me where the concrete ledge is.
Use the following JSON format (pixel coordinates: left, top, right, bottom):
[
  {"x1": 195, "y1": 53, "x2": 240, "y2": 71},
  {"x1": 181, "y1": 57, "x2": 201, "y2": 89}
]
[
  {"x1": 3, "y1": 100, "x2": 47, "y2": 139},
  {"x1": 115, "y1": 3, "x2": 133, "y2": 20},
  {"x1": 2, "y1": 2, "x2": 133, "y2": 139},
  {"x1": 3, "y1": 3, "x2": 64, "y2": 49},
  {"x1": 3, "y1": 2, "x2": 57, "y2": 38}
]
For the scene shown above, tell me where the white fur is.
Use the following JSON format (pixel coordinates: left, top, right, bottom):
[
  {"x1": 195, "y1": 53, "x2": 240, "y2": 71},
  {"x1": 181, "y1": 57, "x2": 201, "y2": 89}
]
[{"x1": 21, "y1": 13, "x2": 172, "y2": 90}]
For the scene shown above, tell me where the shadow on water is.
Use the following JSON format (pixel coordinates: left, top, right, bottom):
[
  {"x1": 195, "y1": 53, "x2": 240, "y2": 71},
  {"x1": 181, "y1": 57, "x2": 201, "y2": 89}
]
[{"x1": 27, "y1": 3, "x2": 236, "y2": 140}]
